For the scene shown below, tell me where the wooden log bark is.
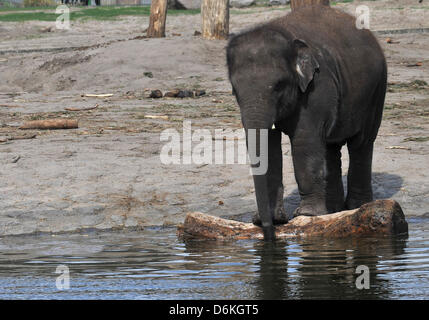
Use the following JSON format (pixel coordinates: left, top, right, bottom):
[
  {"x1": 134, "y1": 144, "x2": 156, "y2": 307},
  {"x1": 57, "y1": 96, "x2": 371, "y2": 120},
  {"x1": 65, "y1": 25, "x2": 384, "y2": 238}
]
[
  {"x1": 147, "y1": 0, "x2": 168, "y2": 38},
  {"x1": 290, "y1": 0, "x2": 330, "y2": 11},
  {"x1": 20, "y1": 119, "x2": 78, "y2": 130},
  {"x1": 201, "y1": 0, "x2": 229, "y2": 40},
  {"x1": 177, "y1": 200, "x2": 408, "y2": 240}
]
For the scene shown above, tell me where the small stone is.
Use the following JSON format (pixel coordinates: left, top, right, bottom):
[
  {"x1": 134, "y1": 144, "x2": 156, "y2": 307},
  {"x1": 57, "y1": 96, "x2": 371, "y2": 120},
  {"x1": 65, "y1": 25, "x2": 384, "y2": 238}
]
[
  {"x1": 149, "y1": 90, "x2": 163, "y2": 99},
  {"x1": 164, "y1": 89, "x2": 181, "y2": 98},
  {"x1": 194, "y1": 89, "x2": 206, "y2": 97},
  {"x1": 230, "y1": 0, "x2": 255, "y2": 8},
  {"x1": 177, "y1": 90, "x2": 194, "y2": 98}
]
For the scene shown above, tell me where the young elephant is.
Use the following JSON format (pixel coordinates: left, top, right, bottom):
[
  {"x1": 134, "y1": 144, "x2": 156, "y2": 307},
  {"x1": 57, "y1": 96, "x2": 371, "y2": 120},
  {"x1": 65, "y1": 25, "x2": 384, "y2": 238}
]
[{"x1": 226, "y1": 5, "x2": 387, "y2": 241}]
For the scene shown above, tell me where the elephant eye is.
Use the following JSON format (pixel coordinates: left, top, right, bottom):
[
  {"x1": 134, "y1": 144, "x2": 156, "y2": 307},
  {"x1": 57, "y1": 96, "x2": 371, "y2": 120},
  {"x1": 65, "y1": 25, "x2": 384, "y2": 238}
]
[{"x1": 273, "y1": 79, "x2": 288, "y2": 92}]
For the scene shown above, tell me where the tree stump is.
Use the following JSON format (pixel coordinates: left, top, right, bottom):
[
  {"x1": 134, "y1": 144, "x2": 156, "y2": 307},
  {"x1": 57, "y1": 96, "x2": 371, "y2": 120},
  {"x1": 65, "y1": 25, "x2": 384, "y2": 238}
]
[
  {"x1": 147, "y1": 0, "x2": 168, "y2": 38},
  {"x1": 177, "y1": 200, "x2": 408, "y2": 240},
  {"x1": 201, "y1": 0, "x2": 229, "y2": 40},
  {"x1": 290, "y1": 0, "x2": 330, "y2": 11}
]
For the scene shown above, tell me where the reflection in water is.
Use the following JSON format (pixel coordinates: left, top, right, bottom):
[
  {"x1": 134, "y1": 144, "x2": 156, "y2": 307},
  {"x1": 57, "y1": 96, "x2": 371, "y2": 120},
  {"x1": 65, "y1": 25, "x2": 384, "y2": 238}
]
[{"x1": 0, "y1": 218, "x2": 427, "y2": 299}]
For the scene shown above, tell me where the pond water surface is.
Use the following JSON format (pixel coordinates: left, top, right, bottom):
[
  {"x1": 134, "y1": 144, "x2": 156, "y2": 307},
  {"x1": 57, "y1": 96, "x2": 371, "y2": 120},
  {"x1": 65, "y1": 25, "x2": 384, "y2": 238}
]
[{"x1": 0, "y1": 217, "x2": 428, "y2": 299}]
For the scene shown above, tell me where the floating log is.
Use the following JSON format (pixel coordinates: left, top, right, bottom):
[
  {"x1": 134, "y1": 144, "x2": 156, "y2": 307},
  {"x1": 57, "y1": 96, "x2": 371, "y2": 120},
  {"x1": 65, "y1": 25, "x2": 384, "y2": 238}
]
[
  {"x1": 20, "y1": 119, "x2": 78, "y2": 130},
  {"x1": 177, "y1": 200, "x2": 408, "y2": 240}
]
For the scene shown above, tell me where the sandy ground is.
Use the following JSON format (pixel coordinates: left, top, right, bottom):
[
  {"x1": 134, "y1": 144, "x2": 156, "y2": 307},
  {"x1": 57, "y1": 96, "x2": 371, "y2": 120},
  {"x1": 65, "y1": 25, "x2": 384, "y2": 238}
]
[{"x1": 0, "y1": 0, "x2": 428, "y2": 236}]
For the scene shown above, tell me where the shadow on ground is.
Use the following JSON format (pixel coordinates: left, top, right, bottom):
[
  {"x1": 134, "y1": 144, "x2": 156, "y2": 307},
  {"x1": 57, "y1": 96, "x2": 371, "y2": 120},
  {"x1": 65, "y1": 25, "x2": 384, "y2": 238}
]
[{"x1": 284, "y1": 172, "x2": 404, "y2": 218}]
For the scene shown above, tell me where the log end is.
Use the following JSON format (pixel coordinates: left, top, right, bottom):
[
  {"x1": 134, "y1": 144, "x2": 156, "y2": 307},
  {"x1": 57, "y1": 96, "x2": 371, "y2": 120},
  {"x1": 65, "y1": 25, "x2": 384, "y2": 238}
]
[{"x1": 177, "y1": 200, "x2": 408, "y2": 240}]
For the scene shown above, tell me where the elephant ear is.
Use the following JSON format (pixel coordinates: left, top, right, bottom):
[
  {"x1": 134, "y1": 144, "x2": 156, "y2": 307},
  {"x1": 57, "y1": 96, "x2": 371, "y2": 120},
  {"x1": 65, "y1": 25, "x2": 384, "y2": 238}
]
[{"x1": 293, "y1": 39, "x2": 319, "y2": 93}]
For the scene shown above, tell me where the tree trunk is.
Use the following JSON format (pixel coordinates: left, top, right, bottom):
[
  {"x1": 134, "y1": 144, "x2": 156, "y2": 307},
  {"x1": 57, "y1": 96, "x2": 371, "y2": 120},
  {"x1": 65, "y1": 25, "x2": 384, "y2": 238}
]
[
  {"x1": 290, "y1": 0, "x2": 330, "y2": 11},
  {"x1": 177, "y1": 200, "x2": 408, "y2": 240},
  {"x1": 147, "y1": 0, "x2": 168, "y2": 38},
  {"x1": 201, "y1": 0, "x2": 229, "y2": 40}
]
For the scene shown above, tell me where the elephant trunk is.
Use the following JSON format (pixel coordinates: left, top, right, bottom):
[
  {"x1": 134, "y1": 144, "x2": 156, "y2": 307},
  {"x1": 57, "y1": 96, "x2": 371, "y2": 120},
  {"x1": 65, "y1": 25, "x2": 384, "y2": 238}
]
[{"x1": 244, "y1": 112, "x2": 277, "y2": 241}]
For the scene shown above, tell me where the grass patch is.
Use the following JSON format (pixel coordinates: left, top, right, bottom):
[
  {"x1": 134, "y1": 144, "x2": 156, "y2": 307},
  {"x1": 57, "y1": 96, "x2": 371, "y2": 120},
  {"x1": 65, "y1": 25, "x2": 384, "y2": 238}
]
[{"x1": 0, "y1": 6, "x2": 200, "y2": 22}]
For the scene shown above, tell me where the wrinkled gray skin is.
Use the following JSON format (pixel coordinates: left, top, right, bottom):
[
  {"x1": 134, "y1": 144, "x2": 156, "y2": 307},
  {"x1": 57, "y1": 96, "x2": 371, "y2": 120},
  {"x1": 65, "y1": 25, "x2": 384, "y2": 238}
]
[{"x1": 226, "y1": 5, "x2": 387, "y2": 241}]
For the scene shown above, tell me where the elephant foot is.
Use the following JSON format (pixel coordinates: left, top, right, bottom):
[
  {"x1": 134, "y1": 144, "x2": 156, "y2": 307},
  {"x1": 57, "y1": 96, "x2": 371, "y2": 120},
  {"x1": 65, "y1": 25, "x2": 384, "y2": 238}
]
[
  {"x1": 252, "y1": 206, "x2": 288, "y2": 226},
  {"x1": 293, "y1": 202, "x2": 328, "y2": 218},
  {"x1": 345, "y1": 194, "x2": 373, "y2": 210},
  {"x1": 326, "y1": 200, "x2": 345, "y2": 213}
]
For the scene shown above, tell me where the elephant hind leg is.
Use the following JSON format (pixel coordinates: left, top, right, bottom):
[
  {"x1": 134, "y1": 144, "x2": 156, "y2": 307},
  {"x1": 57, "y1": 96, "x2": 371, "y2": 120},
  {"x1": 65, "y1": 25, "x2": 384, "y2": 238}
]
[
  {"x1": 325, "y1": 143, "x2": 345, "y2": 213},
  {"x1": 345, "y1": 142, "x2": 374, "y2": 210},
  {"x1": 345, "y1": 76, "x2": 385, "y2": 210}
]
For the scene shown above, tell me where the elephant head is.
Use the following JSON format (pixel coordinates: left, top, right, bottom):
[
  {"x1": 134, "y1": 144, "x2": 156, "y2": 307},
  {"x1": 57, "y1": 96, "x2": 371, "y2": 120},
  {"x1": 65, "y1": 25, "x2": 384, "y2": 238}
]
[{"x1": 226, "y1": 27, "x2": 319, "y2": 240}]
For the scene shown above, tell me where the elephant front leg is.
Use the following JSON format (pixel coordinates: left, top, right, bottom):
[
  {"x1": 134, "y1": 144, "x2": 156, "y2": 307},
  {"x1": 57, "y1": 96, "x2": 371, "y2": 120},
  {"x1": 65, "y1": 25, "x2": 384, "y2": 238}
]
[
  {"x1": 252, "y1": 129, "x2": 288, "y2": 225},
  {"x1": 291, "y1": 137, "x2": 329, "y2": 217}
]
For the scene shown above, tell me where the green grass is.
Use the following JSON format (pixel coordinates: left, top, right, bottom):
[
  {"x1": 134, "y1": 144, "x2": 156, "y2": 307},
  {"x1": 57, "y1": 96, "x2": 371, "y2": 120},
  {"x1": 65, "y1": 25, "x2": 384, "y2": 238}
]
[{"x1": 0, "y1": 6, "x2": 200, "y2": 22}]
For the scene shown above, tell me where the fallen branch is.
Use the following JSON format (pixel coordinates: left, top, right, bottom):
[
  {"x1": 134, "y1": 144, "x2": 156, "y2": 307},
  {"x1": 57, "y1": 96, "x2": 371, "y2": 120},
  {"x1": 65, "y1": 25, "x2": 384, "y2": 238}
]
[
  {"x1": 144, "y1": 115, "x2": 169, "y2": 120},
  {"x1": 0, "y1": 104, "x2": 25, "y2": 108},
  {"x1": 8, "y1": 133, "x2": 37, "y2": 140},
  {"x1": 20, "y1": 119, "x2": 78, "y2": 130},
  {"x1": 406, "y1": 62, "x2": 423, "y2": 67},
  {"x1": 177, "y1": 200, "x2": 408, "y2": 240},
  {"x1": 83, "y1": 93, "x2": 113, "y2": 98},
  {"x1": 386, "y1": 146, "x2": 411, "y2": 150},
  {"x1": 65, "y1": 104, "x2": 98, "y2": 112}
]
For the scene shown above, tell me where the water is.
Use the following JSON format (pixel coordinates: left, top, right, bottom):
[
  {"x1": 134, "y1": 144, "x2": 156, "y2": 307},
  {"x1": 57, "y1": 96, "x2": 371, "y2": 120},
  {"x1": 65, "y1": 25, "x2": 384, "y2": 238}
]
[{"x1": 0, "y1": 217, "x2": 428, "y2": 299}]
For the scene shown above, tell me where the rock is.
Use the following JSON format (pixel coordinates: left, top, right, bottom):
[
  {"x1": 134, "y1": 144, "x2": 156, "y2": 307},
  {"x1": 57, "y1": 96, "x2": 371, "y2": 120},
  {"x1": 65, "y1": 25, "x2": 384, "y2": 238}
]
[
  {"x1": 149, "y1": 90, "x2": 163, "y2": 99},
  {"x1": 143, "y1": 71, "x2": 153, "y2": 78},
  {"x1": 269, "y1": 0, "x2": 290, "y2": 5},
  {"x1": 177, "y1": 200, "x2": 409, "y2": 240},
  {"x1": 169, "y1": 0, "x2": 201, "y2": 10},
  {"x1": 230, "y1": 0, "x2": 255, "y2": 8},
  {"x1": 177, "y1": 90, "x2": 194, "y2": 98},
  {"x1": 164, "y1": 89, "x2": 181, "y2": 98},
  {"x1": 194, "y1": 89, "x2": 206, "y2": 97}
]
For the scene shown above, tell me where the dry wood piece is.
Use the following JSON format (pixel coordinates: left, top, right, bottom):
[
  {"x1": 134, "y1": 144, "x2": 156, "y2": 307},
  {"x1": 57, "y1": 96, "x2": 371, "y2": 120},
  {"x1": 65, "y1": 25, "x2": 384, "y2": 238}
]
[
  {"x1": 65, "y1": 104, "x2": 99, "y2": 112},
  {"x1": 178, "y1": 200, "x2": 408, "y2": 240},
  {"x1": 144, "y1": 115, "x2": 169, "y2": 120},
  {"x1": 83, "y1": 93, "x2": 113, "y2": 98},
  {"x1": 201, "y1": 0, "x2": 229, "y2": 40},
  {"x1": 386, "y1": 146, "x2": 411, "y2": 150},
  {"x1": 0, "y1": 104, "x2": 24, "y2": 108},
  {"x1": 20, "y1": 119, "x2": 78, "y2": 130},
  {"x1": 290, "y1": 0, "x2": 330, "y2": 10},
  {"x1": 406, "y1": 62, "x2": 423, "y2": 67},
  {"x1": 147, "y1": 0, "x2": 168, "y2": 38},
  {"x1": 8, "y1": 133, "x2": 37, "y2": 140}
]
